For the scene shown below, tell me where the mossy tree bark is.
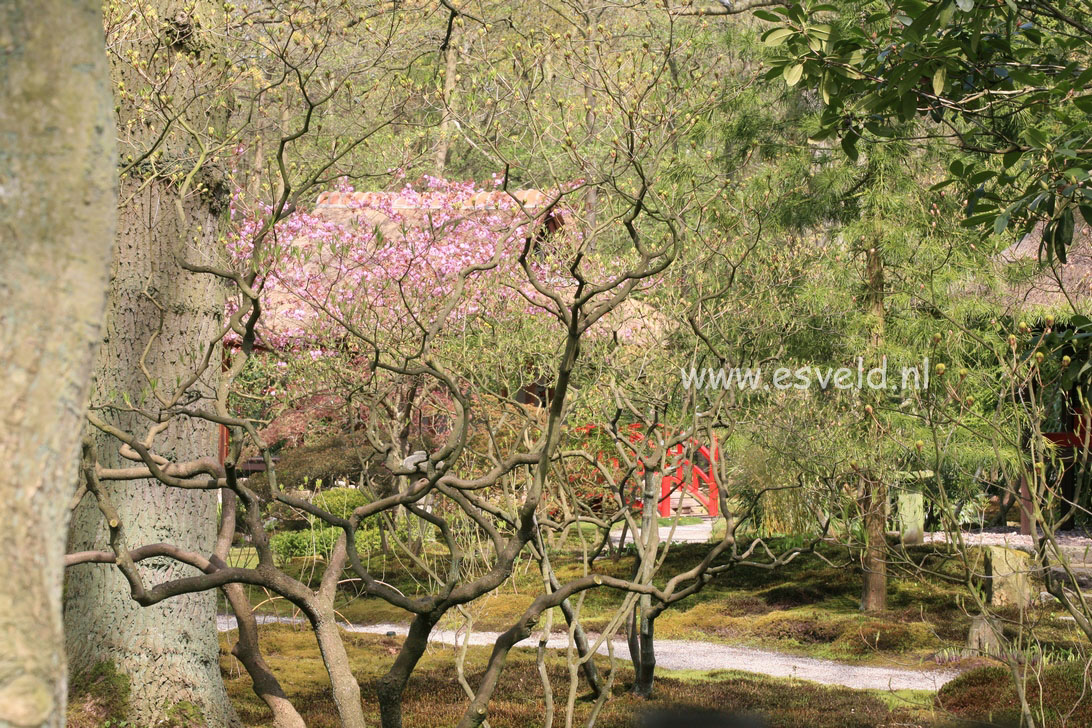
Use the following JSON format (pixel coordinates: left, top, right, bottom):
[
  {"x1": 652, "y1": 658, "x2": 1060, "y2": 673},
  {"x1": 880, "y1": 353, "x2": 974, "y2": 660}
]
[
  {"x1": 63, "y1": 2, "x2": 236, "y2": 725},
  {"x1": 0, "y1": 1, "x2": 116, "y2": 725}
]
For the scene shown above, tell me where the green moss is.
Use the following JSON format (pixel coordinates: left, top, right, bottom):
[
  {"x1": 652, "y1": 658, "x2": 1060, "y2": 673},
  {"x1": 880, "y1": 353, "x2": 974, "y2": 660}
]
[
  {"x1": 219, "y1": 626, "x2": 910, "y2": 728},
  {"x1": 67, "y1": 662, "x2": 130, "y2": 728},
  {"x1": 938, "y1": 663, "x2": 1092, "y2": 727},
  {"x1": 160, "y1": 701, "x2": 205, "y2": 728},
  {"x1": 226, "y1": 541, "x2": 1065, "y2": 666}
]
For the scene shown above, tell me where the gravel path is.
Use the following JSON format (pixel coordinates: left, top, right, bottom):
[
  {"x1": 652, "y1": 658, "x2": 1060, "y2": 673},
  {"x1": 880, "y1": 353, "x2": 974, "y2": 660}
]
[
  {"x1": 923, "y1": 528, "x2": 1092, "y2": 566},
  {"x1": 610, "y1": 521, "x2": 713, "y2": 546},
  {"x1": 217, "y1": 615, "x2": 960, "y2": 692},
  {"x1": 923, "y1": 527, "x2": 1092, "y2": 551}
]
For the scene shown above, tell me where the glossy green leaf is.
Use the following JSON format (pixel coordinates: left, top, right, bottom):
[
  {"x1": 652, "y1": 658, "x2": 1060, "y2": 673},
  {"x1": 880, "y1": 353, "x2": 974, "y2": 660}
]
[{"x1": 762, "y1": 28, "x2": 794, "y2": 46}]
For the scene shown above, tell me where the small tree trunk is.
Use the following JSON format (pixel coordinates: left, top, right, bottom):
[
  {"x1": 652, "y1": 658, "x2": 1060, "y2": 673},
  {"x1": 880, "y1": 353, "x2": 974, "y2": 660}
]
[
  {"x1": 433, "y1": 23, "x2": 459, "y2": 176},
  {"x1": 0, "y1": 3, "x2": 115, "y2": 724},
  {"x1": 377, "y1": 612, "x2": 439, "y2": 728},
  {"x1": 537, "y1": 536, "x2": 602, "y2": 697},
  {"x1": 312, "y1": 610, "x2": 366, "y2": 728},
  {"x1": 861, "y1": 475, "x2": 888, "y2": 612},
  {"x1": 628, "y1": 605, "x2": 657, "y2": 698},
  {"x1": 629, "y1": 469, "x2": 659, "y2": 697},
  {"x1": 223, "y1": 583, "x2": 305, "y2": 728}
]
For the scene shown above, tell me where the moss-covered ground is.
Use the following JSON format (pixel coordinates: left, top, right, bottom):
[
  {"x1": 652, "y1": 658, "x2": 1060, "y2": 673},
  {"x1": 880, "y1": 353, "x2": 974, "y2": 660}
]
[{"x1": 223, "y1": 538, "x2": 1083, "y2": 669}]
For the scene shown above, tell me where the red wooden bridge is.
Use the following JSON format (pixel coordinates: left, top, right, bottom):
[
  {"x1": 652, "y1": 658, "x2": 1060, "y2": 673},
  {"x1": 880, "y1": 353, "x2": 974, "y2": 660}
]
[{"x1": 575, "y1": 423, "x2": 720, "y2": 518}]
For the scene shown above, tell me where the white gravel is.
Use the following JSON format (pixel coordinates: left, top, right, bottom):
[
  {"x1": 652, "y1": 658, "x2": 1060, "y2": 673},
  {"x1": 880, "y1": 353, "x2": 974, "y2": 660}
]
[
  {"x1": 923, "y1": 528, "x2": 1092, "y2": 560},
  {"x1": 610, "y1": 522, "x2": 713, "y2": 546},
  {"x1": 217, "y1": 615, "x2": 960, "y2": 692}
]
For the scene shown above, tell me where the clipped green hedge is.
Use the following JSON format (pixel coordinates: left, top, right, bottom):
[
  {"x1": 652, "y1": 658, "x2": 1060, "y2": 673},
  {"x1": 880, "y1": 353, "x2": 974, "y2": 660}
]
[
  {"x1": 312, "y1": 487, "x2": 370, "y2": 520},
  {"x1": 269, "y1": 527, "x2": 385, "y2": 563},
  {"x1": 269, "y1": 520, "x2": 417, "y2": 564}
]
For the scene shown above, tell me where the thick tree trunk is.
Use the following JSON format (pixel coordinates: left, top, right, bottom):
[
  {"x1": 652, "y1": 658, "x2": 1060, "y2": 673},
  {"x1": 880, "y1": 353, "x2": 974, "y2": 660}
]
[
  {"x1": 0, "y1": 2, "x2": 116, "y2": 725},
  {"x1": 63, "y1": 1, "x2": 237, "y2": 722},
  {"x1": 64, "y1": 175, "x2": 233, "y2": 725}
]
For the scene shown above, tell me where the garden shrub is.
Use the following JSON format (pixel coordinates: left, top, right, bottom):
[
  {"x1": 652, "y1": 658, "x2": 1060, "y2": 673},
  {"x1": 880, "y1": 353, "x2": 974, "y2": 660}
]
[
  {"x1": 835, "y1": 620, "x2": 936, "y2": 655},
  {"x1": 760, "y1": 583, "x2": 826, "y2": 608},
  {"x1": 269, "y1": 519, "x2": 409, "y2": 564},
  {"x1": 313, "y1": 487, "x2": 370, "y2": 520},
  {"x1": 270, "y1": 528, "x2": 342, "y2": 562},
  {"x1": 758, "y1": 616, "x2": 842, "y2": 644}
]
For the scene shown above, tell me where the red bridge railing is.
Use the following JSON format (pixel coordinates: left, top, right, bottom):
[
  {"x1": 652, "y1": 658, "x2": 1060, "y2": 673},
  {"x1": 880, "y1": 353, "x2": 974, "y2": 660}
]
[{"x1": 574, "y1": 423, "x2": 720, "y2": 518}]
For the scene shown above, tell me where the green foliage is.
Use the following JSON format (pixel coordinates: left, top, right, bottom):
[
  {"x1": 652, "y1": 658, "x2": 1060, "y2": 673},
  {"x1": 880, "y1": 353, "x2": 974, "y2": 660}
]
[
  {"x1": 313, "y1": 487, "x2": 370, "y2": 521},
  {"x1": 269, "y1": 511, "x2": 411, "y2": 564},
  {"x1": 762, "y1": 0, "x2": 1092, "y2": 263},
  {"x1": 269, "y1": 528, "x2": 344, "y2": 562}
]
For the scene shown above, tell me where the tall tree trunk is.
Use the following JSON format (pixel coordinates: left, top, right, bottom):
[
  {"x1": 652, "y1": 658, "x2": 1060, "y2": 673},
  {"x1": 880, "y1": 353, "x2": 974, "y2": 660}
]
[
  {"x1": 64, "y1": 3, "x2": 235, "y2": 723},
  {"x1": 64, "y1": 177, "x2": 233, "y2": 725},
  {"x1": 860, "y1": 245, "x2": 888, "y2": 613},
  {"x1": 0, "y1": 1, "x2": 116, "y2": 725}
]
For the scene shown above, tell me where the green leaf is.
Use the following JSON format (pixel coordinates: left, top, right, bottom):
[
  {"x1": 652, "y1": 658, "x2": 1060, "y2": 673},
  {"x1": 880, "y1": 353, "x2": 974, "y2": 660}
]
[
  {"x1": 955, "y1": 0, "x2": 973, "y2": 10},
  {"x1": 1024, "y1": 127, "x2": 1049, "y2": 149},
  {"x1": 962, "y1": 211, "x2": 998, "y2": 228},
  {"x1": 898, "y1": 89, "x2": 917, "y2": 120},
  {"x1": 841, "y1": 134, "x2": 859, "y2": 162},
  {"x1": 932, "y1": 66, "x2": 947, "y2": 96},
  {"x1": 1055, "y1": 208, "x2": 1075, "y2": 263},
  {"x1": 752, "y1": 9, "x2": 781, "y2": 22},
  {"x1": 1065, "y1": 96, "x2": 1092, "y2": 114},
  {"x1": 783, "y1": 63, "x2": 804, "y2": 86},
  {"x1": 820, "y1": 72, "x2": 833, "y2": 104},
  {"x1": 1003, "y1": 148, "x2": 1022, "y2": 169},
  {"x1": 1079, "y1": 204, "x2": 1092, "y2": 227},
  {"x1": 938, "y1": 1, "x2": 956, "y2": 25},
  {"x1": 762, "y1": 28, "x2": 794, "y2": 46},
  {"x1": 994, "y1": 211, "x2": 1010, "y2": 235}
]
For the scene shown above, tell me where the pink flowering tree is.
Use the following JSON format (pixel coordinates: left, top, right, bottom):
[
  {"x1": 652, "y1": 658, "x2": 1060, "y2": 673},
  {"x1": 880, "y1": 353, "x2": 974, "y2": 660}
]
[{"x1": 64, "y1": 4, "x2": 770, "y2": 726}]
